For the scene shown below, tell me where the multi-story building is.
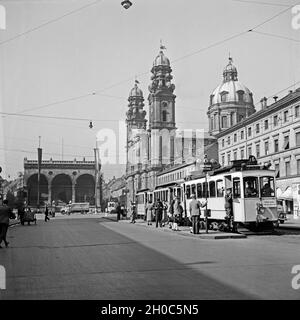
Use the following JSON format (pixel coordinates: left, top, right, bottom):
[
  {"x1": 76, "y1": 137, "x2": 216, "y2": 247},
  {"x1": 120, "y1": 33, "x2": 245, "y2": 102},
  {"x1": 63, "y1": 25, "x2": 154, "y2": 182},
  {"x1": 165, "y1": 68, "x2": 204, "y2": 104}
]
[{"x1": 216, "y1": 89, "x2": 300, "y2": 216}]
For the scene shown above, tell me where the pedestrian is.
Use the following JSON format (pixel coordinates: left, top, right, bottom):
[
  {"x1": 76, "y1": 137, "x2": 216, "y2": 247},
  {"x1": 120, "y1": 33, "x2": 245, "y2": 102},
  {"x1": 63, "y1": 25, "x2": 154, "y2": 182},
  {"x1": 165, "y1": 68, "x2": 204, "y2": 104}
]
[
  {"x1": 45, "y1": 205, "x2": 50, "y2": 222},
  {"x1": 224, "y1": 188, "x2": 235, "y2": 232},
  {"x1": 154, "y1": 199, "x2": 163, "y2": 228},
  {"x1": 146, "y1": 200, "x2": 153, "y2": 225},
  {"x1": 130, "y1": 201, "x2": 136, "y2": 224},
  {"x1": 162, "y1": 201, "x2": 168, "y2": 227},
  {"x1": 18, "y1": 205, "x2": 25, "y2": 226},
  {"x1": 115, "y1": 202, "x2": 121, "y2": 221},
  {"x1": 168, "y1": 198, "x2": 175, "y2": 229},
  {"x1": 0, "y1": 199, "x2": 13, "y2": 248},
  {"x1": 172, "y1": 197, "x2": 183, "y2": 231},
  {"x1": 189, "y1": 194, "x2": 207, "y2": 234}
]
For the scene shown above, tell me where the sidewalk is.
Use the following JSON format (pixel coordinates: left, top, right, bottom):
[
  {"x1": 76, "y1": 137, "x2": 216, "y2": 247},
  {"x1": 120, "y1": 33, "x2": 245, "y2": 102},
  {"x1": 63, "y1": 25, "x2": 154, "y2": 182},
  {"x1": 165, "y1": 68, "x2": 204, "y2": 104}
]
[
  {"x1": 103, "y1": 214, "x2": 247, "y2": 240},
  {"x1": 278, "y1": 215, "x2": 300, "y2": 229}
]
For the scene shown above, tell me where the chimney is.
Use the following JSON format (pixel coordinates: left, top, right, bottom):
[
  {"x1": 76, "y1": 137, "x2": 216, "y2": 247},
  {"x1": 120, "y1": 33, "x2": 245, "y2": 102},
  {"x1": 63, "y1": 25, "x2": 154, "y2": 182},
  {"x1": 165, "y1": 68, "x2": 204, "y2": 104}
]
[
  {"x1": 273, "y1": 96, "x2": 278, "y2": 102},
  {"x1": 289, "y1": 90, "x2": 293, "y2": 94},
  {"x1": 260, "y1": 97, "x2": 268, "y2": 109}
]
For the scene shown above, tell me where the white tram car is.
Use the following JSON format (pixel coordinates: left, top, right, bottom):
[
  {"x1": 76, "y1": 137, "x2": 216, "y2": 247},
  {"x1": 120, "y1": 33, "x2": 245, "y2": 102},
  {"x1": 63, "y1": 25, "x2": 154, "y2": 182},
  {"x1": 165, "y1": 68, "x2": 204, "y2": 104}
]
[{"x1": 184, "y1": 158, "x2": 278, "y2": 230}]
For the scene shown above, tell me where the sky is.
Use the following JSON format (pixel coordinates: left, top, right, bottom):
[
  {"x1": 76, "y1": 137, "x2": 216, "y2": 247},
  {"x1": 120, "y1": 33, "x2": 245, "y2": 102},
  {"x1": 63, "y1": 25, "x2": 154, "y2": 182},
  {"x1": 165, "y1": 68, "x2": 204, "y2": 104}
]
[{"x1": 0, "y1": 0, "x2": 299, "y2": 181}]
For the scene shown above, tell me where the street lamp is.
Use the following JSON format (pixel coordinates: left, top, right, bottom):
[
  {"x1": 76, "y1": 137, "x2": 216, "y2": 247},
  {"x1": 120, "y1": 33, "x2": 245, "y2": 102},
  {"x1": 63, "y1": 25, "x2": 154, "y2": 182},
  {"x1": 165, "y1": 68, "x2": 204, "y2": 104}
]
[{"x1": 121, "y1": 1, "x2": 133, "y2": 9}]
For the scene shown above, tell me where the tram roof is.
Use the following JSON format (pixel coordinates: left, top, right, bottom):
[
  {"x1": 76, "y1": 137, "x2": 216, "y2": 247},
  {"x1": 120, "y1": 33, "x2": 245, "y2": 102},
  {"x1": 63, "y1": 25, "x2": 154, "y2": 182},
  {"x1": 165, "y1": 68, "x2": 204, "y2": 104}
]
[
  {"x1": 155, "y1": 182, "x2": 181, "y2": 190},
  {"x1": 186, "y1": 157, "x2": 273, "y2": 180}
]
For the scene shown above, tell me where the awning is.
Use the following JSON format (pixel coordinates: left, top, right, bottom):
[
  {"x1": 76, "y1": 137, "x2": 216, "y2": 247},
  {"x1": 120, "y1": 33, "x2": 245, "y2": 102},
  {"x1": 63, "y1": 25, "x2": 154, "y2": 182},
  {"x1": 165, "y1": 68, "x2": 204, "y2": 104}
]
[
  {"x1": 155, "y1": 182, "x2": 180, "y2": 190},
  {"x1": 278, "y1": 187, "x2": 293, "y2": 201}
]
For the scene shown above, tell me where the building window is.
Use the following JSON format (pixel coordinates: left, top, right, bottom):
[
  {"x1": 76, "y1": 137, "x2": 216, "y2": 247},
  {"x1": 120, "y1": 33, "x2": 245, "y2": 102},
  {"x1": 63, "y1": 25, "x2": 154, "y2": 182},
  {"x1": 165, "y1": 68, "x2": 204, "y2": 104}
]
[
  {"x1": 221, "y1": 116, "x2": 228, "y2": 128},
  {"x1": 285, "y1": 161, "x2": 291, "y2": 176},
  {"x1": 221, "y1": 92, "x2": 228, "y2": 102},
  {"x1": 275, "y1": 163, "x2": 280, "y2": 178},
  {"x1": 234, "y1": 133, "x2": 237, "y2": 143},
  {"x1": 274, "y1": 138, "x2": 279, "y2": 153},
  {"x1": 241, "y1": 149, "x2": 245, "y2": 159},
  {"x1": 222, "y1": 155, "x2": 225, "y2": 166},
  {"x1": 264, "y1": 119, "x2": 269, "y2": 130},
  {"x1": 222, "y1": 139, "x2": 225, "y2": 148},
  {"x1": 256, "y1": 144, "x2": 260, "y2": 158},
  {"x1": 296, "y1": 132, "x2": 300, "y2": 147},
  {"x1": 238, "y1": 115, "x2": 244, "y2": 122},
  {"x1": 227, "y1": 136, "x2": 230, "y2": 145},
  {"x1": 297, "y1": 159, "x2": 300, "y2": 175},
  {"x1": 237, "y1": 91, "x2": 244, "y2": 102},
  {"x1": 162, "y1": 110, "x2": 167, "y2": 122},
  {"x1": 247, "y1": 146, "x2": 252, "y2": 156},
  {"x1": 283, "y1": 135, "x2": 290, "y2": 150},
  {"x1": 227, "y1": 153, "x2": 231, "y2": 164},
  {"x1": 248, "y1": 127, "x2": 252, "y2": 137},
  {"x1": 284, "y1": 110, "x2": 288, "y2": 122},
  {"x1": 256, "y1": 123, "x2": 260, "y2": 134},
  {"x1": 273, "y1": 115, "x2": 278, "y2": 127},
  {"x1": 295, "y1": 105, "x2": 300, "y2": 118},
  {"x1": 230, "y1": 113, "x2": 235, "y2": 126},
  {"x1": 241, "y1": 130, "x2": 244, "y2": 140},
  {"x1": 234, "y1": 151, "x2": 237, "y2": 160},
  {"x1": 264, "y1": 140, "x2": 269, "y2": 155}
]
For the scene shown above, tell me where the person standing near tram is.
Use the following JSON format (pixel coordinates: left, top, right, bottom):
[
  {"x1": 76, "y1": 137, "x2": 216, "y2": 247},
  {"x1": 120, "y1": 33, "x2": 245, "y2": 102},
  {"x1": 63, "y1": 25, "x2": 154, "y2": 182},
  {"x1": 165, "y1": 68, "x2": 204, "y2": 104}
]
[{"x1": 224, "y1": 188, "x2": 236, "y2": 232}]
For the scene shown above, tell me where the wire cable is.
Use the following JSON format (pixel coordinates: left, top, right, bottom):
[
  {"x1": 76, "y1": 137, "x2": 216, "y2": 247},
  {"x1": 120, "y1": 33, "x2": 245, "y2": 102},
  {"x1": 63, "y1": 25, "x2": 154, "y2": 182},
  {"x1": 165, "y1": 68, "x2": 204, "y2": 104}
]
[{"x1": 0, "y1": 0, "x2": 105, "y2": 47}]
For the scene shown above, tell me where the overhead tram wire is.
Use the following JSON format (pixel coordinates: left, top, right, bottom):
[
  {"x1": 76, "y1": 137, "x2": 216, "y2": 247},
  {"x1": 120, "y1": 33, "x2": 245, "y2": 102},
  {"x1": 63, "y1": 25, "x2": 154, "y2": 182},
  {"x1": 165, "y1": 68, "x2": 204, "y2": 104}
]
[
  {"x1": 250, "y1": 30, "x2": 300, "y2": 43},
  {"x1": 0, "y1": 0, "x2": 105, "y2": 47},
  {"x1": 231, "y1": 0, "x2": 292, "y2": 7},
  {"x1": 1, "y1": 3, "x2": 296, "y2": 122}
]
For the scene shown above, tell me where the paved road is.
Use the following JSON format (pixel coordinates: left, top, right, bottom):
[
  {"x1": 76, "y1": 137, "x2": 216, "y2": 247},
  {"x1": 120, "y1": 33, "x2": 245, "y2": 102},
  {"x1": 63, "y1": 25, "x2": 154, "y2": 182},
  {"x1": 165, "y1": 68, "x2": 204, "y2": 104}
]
[{"x1": 1, "y1": 217, "x2": 300, "y2": 299}]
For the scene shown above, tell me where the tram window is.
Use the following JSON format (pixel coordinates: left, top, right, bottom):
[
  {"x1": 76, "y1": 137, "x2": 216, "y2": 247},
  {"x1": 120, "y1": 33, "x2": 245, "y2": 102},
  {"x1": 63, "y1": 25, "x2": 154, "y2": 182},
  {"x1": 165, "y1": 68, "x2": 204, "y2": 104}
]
[
  {"x1": 177, "y1": 188, "x2": 181, "y2": 200},
  {"x1": 260, "y1": 176, "x2": 275, "y2": 197},
  {"x1": 216, "y1": 180, "x2": 224, "y2": 197},
  {"x1": 191, "y1": 184, "x2": 196, "y2": 196},
  {"x1": 233, "y1": 178, "x2": 241, "y2": 198},
  {"x1": 197, "y1": 183, "x2": 202, "y2": 198},
  {"x1": 244, "y1": 177, "x2": 259, "y2": 198},
  {"x1": 209, "y1": 181, "x2": 216, "y2": 197},
  {"x1": 186, "y1": 185, "x2": 191, "y2": 199},
  {"x1": 202, "y1": 182, "x2": 209, "y2": 198}
]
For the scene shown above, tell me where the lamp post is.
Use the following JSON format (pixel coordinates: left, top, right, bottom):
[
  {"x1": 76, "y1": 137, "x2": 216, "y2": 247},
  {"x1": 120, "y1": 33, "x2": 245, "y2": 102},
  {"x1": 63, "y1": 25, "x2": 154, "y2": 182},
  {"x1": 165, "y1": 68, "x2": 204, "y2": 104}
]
[{"x1": 202, "y1": 154, "x2": 212, "y2": 234}]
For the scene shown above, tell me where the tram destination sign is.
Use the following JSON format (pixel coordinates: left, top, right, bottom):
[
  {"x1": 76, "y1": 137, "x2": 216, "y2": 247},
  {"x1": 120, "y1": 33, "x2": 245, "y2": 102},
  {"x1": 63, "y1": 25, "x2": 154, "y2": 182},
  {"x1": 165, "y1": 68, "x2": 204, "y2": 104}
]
[
  {"x1": 262, "y1": 199, "x2": 277, "y2": 207},
  {"x1": 201, "y1": 163, "x2": 212, "y2": 172}
]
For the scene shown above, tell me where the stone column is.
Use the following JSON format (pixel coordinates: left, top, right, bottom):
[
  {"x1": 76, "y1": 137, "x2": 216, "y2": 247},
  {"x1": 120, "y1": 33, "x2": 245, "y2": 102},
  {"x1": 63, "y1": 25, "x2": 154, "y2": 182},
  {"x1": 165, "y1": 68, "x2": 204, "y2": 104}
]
[
  {"x1": 48, "y1": 182, "x2": 52, "y2": 204},
  {"x1": 72, "y1": 181, "x2": 76, "y2": 203}
]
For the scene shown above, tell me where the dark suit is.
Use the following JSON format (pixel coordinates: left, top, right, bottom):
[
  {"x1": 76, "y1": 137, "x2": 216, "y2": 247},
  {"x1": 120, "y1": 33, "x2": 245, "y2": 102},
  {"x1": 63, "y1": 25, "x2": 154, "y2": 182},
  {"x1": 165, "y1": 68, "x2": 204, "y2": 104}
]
[{"x1": 0, "y1": 204, "x2": 12, "y2": 246}]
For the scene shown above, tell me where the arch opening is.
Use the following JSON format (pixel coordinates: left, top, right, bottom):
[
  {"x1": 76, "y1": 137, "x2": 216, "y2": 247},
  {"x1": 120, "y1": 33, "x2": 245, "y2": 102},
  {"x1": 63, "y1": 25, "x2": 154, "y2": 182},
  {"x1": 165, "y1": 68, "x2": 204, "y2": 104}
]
[
  {"x1": 51, "y1": 174, "x2": 72, "y2": 205},
  {"x1": 75, "y1": 174, "x2": 95, "y2": 205},
  {"x1": 27, "y1": 174, "x2": 48, "y2": 206}
]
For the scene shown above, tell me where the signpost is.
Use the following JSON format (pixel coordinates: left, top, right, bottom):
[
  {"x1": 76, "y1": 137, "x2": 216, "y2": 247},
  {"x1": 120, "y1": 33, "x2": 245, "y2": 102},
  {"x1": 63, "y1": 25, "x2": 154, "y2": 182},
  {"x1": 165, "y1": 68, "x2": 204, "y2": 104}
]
[{"x1": 202, "y1": 155, "x2": 212, "y2": 234}]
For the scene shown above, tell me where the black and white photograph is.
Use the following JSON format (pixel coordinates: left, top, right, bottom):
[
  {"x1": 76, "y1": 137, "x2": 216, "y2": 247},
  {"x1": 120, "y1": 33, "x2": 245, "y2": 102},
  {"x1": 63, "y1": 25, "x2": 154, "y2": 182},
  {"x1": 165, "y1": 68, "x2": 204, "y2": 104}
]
[{"x1": 0, "y1": 0, "x2": 300, "y2": 310}]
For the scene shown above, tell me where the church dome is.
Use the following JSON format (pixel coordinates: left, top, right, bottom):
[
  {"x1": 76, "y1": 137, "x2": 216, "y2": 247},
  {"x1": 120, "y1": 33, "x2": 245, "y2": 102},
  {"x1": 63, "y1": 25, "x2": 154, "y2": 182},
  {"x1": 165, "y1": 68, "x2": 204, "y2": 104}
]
[
  {"x1": 129, "y1": 82, "x2": 143, "y2": 97},
  {"x1": 210, "y1": 57, "x2": 253, "y2": 106},
  {"x1": 153, "y1": 50, "x2": 170, "y2": 67}
]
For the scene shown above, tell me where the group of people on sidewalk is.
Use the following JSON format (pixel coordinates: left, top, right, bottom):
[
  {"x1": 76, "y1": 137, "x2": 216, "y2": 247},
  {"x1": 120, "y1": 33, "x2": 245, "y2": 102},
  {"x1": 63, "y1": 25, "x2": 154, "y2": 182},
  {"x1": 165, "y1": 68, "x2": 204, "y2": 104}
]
[
  {"x1": 126, "y1": 187, "x2": 236, "y2": 234},
  {"x1": 128, "y1": 195, "x2": 208, "y2": 234}
]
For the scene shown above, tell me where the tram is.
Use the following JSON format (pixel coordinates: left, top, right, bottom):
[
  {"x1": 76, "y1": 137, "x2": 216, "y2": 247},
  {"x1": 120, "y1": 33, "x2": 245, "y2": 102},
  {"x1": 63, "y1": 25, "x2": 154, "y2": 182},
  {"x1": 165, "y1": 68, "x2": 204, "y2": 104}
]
[
  {"x1": 184, "y1": 157, "x2": 278, "y2": 230},
  {"x1": 135, "y1": 190, "x2": 153, "y2": 218}
]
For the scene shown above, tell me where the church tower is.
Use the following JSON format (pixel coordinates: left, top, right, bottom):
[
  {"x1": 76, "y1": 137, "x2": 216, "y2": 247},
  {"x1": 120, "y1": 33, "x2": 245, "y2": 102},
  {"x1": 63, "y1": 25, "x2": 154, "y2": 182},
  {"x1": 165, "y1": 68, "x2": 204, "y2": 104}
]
[
  {"x1": 148, "y1": 45, "x2": 176, "y2": 168},
  {"x1": 126, "y1": 81, "x2": 147, "y2": 175}
]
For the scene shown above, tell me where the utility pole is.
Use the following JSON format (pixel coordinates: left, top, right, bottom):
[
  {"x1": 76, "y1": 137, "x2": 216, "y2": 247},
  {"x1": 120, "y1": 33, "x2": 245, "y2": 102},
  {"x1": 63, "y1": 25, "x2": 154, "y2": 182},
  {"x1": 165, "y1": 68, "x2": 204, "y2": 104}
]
[{"x1": 37, "y1": 136, "x2": 42, "y2": 209}]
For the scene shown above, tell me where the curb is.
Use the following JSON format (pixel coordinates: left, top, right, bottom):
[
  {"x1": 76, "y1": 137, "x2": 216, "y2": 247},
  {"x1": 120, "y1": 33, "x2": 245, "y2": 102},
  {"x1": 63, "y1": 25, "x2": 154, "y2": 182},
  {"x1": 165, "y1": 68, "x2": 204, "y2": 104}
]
[{"x1": 104, "y1": 218, "x2": 247, "y2": 240}]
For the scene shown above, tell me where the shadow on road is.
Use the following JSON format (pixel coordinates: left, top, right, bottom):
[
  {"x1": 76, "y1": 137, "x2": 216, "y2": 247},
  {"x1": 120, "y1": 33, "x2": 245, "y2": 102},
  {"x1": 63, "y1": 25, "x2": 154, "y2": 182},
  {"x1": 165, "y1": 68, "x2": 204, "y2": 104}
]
[{"x1": 0, "y1": 217, "x2": 257, "y2": 300}]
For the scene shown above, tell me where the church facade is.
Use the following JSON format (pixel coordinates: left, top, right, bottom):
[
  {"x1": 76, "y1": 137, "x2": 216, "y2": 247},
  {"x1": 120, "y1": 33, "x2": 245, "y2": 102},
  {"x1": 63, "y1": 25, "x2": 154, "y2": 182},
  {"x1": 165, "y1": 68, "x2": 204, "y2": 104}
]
[{"x1": 125, "y1": 47, "x2": 217, "y2": 206}]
